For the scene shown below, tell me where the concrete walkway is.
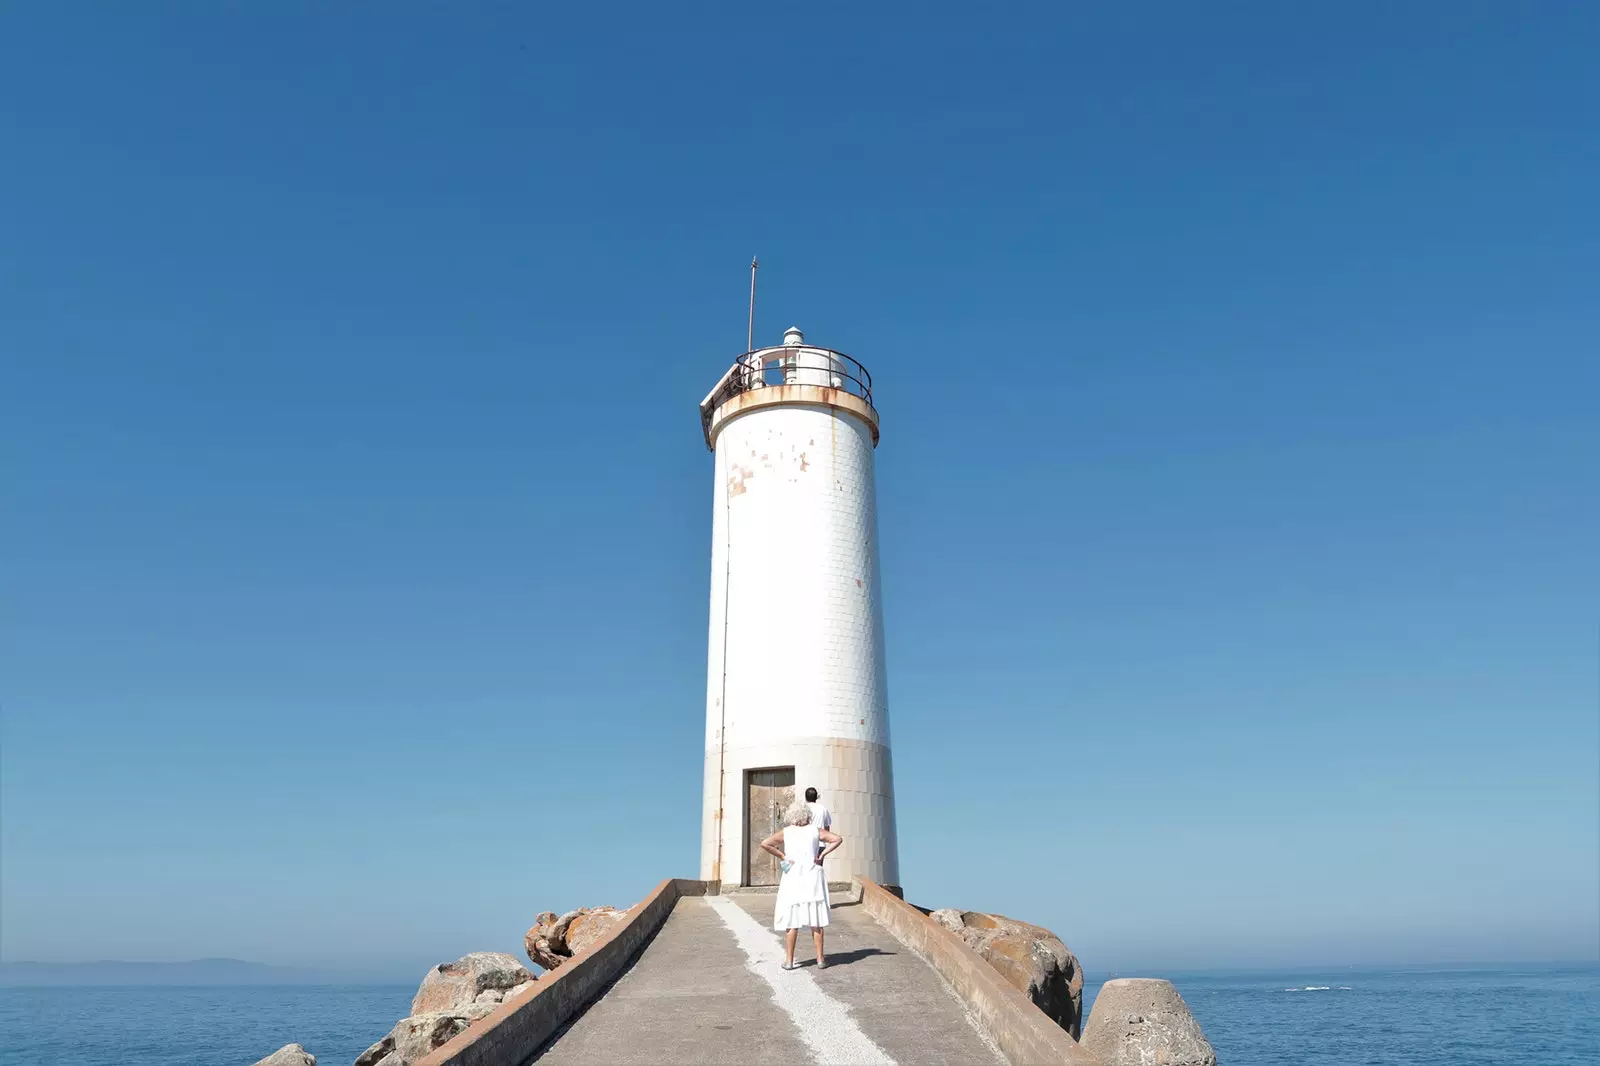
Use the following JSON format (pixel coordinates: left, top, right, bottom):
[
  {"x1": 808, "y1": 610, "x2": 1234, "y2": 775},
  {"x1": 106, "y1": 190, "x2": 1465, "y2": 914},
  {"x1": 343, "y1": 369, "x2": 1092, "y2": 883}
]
[{"x1": 532, "y1": 892, "x2": 1005, "y2": 1066}]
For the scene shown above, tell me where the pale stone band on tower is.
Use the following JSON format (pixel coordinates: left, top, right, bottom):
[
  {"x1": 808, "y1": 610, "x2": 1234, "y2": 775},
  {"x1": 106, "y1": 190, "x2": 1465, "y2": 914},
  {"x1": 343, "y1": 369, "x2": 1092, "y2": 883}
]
[{"x1": 699, "y1": 328, "x2": 900, "y2": 890}]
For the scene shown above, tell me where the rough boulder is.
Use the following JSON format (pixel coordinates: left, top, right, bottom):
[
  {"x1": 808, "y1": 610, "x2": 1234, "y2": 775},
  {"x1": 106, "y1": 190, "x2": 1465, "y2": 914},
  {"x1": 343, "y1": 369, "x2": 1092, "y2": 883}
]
[
  {"x1": 411, "y1": 951, "x2": 535, "y2": 1015},
  {"x1": 929, "y1": 908, "x2": 1085, "y2": 1039},
  {"x1": 354, "y1": 953, "x2": 536, "y2": 1066},
  {"x1": 252, "y1": 1045, "x2": 315, "y2": 1066},
  {"x1": 524, "y1": 906, "x2": 630, "y2": 971},
  {"x1": 354, "y1": 1010, "x2": 493, "y2": 1066},
  {"x1": 1081, "y1": 977, "x2": 1216, "y2": 1066}
]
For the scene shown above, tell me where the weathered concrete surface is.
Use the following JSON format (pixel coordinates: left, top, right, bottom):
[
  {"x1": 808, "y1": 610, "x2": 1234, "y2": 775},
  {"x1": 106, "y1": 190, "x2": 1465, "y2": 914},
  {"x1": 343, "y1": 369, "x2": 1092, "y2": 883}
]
[
  {"x1": 409, "y1": 875, "x2": 1091, "y2": 1066},
  {"x1": 534, "y1": 892, "x2": 1004, "y2": 1066},
  {"x1": 855, "y1": 878, "x2": 1101, "y2": 1066},
  {"x1": 252, "y1": 1045, "x2": 315, "y2": 1066},
  {"x1": 1082, "y1": 978, "x2": 1217, "y2": 1066},
  {"x1": 726, "y1": 892, "x2": 1006, "y2": 1066},
  {"x1": 533, "y1": 896, "x2": 817, "y2": 1065}
]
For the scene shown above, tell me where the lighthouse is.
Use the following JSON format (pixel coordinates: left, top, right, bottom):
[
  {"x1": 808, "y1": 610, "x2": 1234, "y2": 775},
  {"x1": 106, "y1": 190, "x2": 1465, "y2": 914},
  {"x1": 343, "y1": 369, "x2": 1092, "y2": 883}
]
[{"x1": 698, "y1": 326, "x2": 900, "y2": 891}]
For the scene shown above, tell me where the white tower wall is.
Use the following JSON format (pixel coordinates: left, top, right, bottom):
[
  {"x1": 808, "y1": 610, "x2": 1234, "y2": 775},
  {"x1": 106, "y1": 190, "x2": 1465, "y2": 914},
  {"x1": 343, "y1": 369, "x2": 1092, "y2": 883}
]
[{"x1": 700, "y1": 352, "x2": 899, "y2": 888}]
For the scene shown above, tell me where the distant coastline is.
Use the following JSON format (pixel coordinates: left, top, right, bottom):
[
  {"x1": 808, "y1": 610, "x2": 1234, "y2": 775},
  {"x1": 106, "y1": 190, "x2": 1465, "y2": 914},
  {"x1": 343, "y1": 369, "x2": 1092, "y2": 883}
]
[
  {"x1": 6, "y1": 956, "x2": 1590, "y2": 988},
  {"x1": 0, "y1": 958, "x2": 398, "y2": 986}
]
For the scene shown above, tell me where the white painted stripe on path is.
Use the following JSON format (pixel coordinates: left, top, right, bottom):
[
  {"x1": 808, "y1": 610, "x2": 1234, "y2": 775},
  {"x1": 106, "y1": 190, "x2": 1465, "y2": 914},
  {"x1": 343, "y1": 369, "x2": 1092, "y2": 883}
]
[{"x1": 706, "y1": 894, "x2": 895, "y2": 1066}]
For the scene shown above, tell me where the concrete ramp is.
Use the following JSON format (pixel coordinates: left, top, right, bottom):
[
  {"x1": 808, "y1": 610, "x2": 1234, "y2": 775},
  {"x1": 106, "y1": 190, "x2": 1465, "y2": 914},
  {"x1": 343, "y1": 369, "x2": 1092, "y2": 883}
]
[
  {"x1": 533, "y1": 892, "x2": 1006, "y2": 1066},
  {"x1": 416, "y1": 878, "x2": 1095, "y2": 1066}
]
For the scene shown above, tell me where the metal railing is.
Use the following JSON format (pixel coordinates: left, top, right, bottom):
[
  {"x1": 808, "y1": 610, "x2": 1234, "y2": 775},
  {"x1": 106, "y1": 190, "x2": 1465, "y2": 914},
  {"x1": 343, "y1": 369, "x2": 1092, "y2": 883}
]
[
  {"x1": 699, "y1": 345, "x2": 874, "y2": 447},
  {"x1": 699, "y1": 345, "x2": 874, "y2": 446}
]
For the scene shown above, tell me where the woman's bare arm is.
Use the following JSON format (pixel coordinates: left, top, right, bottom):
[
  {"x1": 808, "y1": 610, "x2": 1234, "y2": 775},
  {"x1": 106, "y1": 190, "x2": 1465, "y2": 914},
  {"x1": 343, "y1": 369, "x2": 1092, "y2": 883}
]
[
  {"x1": 816, "y1": 828, "x2": 843, "y2": 862},
  {"x1": 759, "y1": 830, "x2": 786, "y2": 860}
]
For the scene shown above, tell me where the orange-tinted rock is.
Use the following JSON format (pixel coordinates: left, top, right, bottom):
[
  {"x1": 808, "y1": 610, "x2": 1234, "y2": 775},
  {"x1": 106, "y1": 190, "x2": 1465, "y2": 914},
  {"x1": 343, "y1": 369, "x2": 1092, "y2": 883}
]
[
  {"x1": 929, "y1": 908, "x2": 1085, "y2": 1039},
  {"x1": 355, "y1": 952, "x2": 537, "y2": 1065},
  {"x1": 565, "y1": 907, "x2": 629, "y2": 956},
  {"x1": 524, "y1": 905, "x2": 631, "y2": 972},
  {"x1": 410, "y1": 952, "x2": 534, "y2": 1016}
]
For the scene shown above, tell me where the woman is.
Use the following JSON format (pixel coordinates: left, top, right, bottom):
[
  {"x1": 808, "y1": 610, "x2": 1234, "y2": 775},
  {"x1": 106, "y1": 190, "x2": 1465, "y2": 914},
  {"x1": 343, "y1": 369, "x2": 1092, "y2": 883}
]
[{"x1": 759, "y1": 803, "x2": 843, "y2": 970}]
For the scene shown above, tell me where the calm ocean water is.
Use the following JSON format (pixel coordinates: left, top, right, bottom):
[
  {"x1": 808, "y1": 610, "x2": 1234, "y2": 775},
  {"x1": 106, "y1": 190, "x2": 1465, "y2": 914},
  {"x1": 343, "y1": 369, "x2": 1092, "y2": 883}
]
[
  {"x1": 1082, "y1": 964, "x2": 1599, "y2": 1066},
  {"x1": 1, "y1": 964, "x2": 1594, "y2": 1064}
]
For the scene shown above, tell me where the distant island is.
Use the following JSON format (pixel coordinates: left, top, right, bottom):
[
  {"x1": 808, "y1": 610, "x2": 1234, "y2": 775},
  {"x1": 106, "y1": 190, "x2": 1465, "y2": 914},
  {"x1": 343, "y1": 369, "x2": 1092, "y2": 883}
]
[{"x1": 0, "y1": 958, "x2": 351, "y2": 986}]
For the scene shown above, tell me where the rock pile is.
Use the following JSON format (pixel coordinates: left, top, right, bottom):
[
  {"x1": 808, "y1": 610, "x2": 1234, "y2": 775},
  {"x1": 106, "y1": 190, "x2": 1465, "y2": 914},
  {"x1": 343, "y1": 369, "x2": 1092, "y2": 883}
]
[
  {"x1": 410, "y1": 951, "x2": 536, "y2": 1015},
  {"x1": 524, "y1": 905, "x2": 630, "y2": 972},
  {"x1": 252, "y1": 1046, "x2": 316, "y2": 1066},
  {"x1": 1081, "y1": 977, "x2": 1217, "y2": 1066},
  {"x1": 354, "y1": 952, "x2": 536, "y2": 1066},
  {"x1": 313, "y1": 899, "x2": 634, "y2": 1066},
  {"x1": 928, "y1": 908, "x2": 1085, "y2": 1039}
]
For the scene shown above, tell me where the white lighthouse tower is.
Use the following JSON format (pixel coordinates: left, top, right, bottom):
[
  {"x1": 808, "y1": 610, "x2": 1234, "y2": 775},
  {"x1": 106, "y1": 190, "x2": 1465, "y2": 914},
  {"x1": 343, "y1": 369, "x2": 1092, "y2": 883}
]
[{"x1": 698, "y1": 326, "x2": 899, "y2": 891}]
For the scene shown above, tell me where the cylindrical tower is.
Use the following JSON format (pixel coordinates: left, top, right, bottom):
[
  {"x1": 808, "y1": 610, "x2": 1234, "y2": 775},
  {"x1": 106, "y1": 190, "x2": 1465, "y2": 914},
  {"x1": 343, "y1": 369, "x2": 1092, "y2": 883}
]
[{"x1": 698, "y1": 327, "x2": 899, "y2": 891}]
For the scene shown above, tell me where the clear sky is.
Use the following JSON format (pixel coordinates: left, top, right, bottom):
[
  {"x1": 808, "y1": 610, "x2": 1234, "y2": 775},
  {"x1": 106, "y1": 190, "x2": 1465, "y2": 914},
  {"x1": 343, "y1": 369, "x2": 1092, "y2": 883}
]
[{"x1": 2, "y1": 4, "x2": 1596, "y2": 977}]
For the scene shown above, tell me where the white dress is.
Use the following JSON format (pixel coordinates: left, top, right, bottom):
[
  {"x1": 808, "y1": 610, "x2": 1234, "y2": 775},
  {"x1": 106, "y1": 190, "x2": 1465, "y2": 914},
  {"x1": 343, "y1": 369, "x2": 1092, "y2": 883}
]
[{"x1": 773, "y1": 825, "x2": 830, "y2": 930}]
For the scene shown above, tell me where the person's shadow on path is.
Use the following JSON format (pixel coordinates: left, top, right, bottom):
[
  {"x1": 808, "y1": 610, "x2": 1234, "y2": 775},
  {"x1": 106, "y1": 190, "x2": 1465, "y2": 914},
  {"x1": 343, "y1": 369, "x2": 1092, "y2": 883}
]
[{"x1": 811, "y1": 947, "x2": 895, "y2": 967}]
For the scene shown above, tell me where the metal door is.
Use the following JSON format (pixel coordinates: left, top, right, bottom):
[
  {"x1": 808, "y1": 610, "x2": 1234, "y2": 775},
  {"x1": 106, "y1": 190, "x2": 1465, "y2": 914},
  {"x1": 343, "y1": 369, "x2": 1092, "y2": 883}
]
[{"x1": 744, "y1": 767, "x2": 796, "y2": 886}]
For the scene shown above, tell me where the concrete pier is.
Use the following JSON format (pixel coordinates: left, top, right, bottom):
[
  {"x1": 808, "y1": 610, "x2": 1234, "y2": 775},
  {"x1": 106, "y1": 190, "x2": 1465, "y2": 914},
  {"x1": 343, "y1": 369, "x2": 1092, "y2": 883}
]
[
  {"x1": 533, "y1": 892, "x2": 1005, "y2": 1065},
  {"x1": 416, "y1": 879, "x2": 1103, "y2": 1066}
]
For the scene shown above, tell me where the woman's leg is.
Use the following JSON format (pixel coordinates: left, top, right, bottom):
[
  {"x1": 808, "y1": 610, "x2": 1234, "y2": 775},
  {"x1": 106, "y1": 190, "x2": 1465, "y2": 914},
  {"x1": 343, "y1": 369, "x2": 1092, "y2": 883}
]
[
  {"x1": 813, "y1": 926, "x2": 825, "y2": 965},
  {"x1": 784, "y1": 928, "x2": 798, "y2": 966}
]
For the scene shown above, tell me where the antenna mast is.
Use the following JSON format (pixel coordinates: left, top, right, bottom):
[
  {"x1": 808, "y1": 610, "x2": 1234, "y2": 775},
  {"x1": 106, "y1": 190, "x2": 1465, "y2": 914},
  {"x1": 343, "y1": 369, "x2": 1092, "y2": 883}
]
[{"x1": 747, "y1": 257, "x2": 759, "y2": 352}]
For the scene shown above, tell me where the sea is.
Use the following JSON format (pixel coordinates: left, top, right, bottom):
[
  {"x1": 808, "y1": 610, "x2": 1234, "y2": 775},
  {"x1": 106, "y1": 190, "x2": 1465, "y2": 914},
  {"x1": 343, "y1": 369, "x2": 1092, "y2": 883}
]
[{"x1": 0, "y1": 964, "x2": 1594, "y2": 1064}]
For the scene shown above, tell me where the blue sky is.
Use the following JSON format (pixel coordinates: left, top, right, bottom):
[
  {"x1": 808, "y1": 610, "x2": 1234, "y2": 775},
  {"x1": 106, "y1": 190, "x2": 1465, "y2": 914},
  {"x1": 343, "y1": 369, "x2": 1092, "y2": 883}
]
[{"x1": 2, "y1": 4, "x2": 1596, "y2": 975}]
